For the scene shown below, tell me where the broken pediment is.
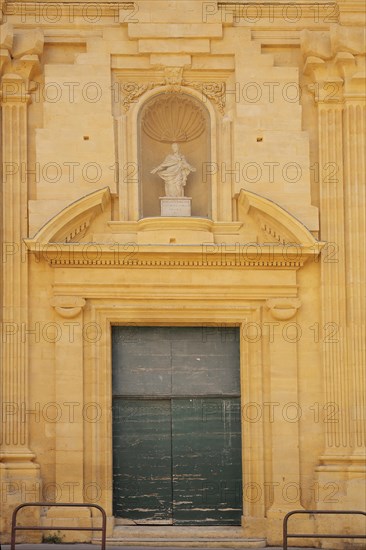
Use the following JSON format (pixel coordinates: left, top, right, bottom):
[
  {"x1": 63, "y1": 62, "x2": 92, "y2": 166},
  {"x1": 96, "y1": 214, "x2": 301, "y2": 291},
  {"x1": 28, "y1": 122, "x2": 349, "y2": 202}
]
[
  {"x1": 235, "y1": 189, "x2": 319, "y2": 247},
  {"x1": 24, "y1": 187, "x2": 323, "y2": 268}
]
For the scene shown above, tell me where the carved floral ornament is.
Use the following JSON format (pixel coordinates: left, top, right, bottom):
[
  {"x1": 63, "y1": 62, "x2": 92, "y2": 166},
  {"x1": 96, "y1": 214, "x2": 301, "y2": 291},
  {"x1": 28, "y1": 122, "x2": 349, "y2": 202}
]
[{"x1": 120, "y1": 69, "x2": 226, "y2": 114}]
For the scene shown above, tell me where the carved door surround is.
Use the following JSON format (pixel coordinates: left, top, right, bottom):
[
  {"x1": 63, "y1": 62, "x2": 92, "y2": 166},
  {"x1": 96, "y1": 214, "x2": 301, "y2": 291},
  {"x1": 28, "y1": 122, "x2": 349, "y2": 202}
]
[{"x1": 25, "y1": 187, "x2": 323, "y2": 532}]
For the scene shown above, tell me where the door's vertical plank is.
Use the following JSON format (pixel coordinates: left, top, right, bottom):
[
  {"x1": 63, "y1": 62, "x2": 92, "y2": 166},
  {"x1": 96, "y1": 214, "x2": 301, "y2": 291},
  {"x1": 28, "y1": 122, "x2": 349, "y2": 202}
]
[
  {"x1": 172, "y1": 397, "x2": 242, "y2": 525},
  {"x1": 112, "y1": 399, "x2": 173, "y2": 522}
]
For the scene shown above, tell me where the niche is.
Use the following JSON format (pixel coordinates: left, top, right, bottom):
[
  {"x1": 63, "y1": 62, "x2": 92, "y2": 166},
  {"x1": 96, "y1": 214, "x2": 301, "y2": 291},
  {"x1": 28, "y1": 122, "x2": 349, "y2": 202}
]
[{"x1": 139, "y1": 93, "x2": 211, "y2": 218}]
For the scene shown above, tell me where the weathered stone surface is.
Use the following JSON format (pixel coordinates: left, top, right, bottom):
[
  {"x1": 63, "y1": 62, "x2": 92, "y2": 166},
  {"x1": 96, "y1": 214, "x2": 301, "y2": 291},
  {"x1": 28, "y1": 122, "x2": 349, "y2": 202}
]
[
  {"x1": 0, "y1": 0, "x2": 365, "y2": 546},
  {"x1": 0, "y1": 21, "x2": 13, "y2": 51},
  {"x1": 11, "y1": 28, "x2": 44, "y2": 59}
]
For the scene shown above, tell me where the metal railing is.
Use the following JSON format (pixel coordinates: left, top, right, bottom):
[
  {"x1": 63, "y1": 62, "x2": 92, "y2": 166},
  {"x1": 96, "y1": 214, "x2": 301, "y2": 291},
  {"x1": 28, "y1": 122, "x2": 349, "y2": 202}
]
[
  {"x1": 283, "y1": 509, "x2": 366, "y2": 550},
  {"x1": 11, "y1": 502, "x2": 106, "y2": 550}
]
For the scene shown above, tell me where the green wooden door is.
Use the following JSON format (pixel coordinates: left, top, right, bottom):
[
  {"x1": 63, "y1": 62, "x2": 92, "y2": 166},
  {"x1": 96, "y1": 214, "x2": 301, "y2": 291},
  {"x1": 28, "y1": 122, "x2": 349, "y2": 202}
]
[
  {"x1": 112, "y1": 327, "x2": 242, "y2": 525},
  {"x1": 112, "y1": 399, "x2": 172, "y2": 522}
]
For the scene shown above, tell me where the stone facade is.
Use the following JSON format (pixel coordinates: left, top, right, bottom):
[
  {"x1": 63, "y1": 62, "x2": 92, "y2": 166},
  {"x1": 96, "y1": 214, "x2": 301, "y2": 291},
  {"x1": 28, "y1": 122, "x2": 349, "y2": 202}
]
[{"x1": 0, "y1": 0, "x2": 365, "y2": 545}]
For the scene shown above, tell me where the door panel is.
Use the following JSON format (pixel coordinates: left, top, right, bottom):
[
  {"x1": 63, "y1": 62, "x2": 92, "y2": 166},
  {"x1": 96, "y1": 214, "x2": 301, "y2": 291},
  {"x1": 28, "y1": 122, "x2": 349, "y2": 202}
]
[
  {"x1": 172, "y1": 398, "x2": 242, "y2": 525},
  {"x1": 112, "y1": 327, "x2": 172, "y2": 396},
  {"x1": 112, "y1": 326, "x2": 242, "y2": 525},
  {"x1": 112, "y1": 399, "x2": 173, "y2": 522},
  {"x1": 171, "y1": 337, "x2": 240, "y2": 395}
]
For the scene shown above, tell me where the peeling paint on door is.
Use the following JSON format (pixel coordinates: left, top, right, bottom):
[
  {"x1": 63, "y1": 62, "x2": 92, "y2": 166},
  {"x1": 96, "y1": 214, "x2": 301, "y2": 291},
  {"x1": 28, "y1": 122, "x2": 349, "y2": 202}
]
[{"x1": 112, "y1": 327, "x2": 242, "y2": 525}]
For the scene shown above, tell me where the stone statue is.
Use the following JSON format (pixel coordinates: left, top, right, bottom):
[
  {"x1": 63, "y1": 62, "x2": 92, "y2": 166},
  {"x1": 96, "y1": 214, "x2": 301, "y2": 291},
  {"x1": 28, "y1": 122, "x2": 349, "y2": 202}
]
[{"x1": 151, "y1": 143, "x2": 196, "y2": 198}]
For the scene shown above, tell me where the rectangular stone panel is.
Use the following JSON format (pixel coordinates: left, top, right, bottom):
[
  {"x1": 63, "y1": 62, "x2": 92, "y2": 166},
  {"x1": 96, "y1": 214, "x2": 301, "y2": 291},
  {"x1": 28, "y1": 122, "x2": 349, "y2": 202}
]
[
  {"x1": 129, "y1": 23, "x2": 223, "y2": 39},
  {"x1": 160, "y1": 197, "x2": 192, "y2": 217}
]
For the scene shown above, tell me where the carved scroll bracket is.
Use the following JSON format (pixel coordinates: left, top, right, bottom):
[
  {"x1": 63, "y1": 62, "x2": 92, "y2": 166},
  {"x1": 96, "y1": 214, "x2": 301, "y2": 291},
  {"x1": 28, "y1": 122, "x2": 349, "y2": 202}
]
[
  {"x1": 50, "y1": 296, "x2": 86, "y2": 318},
  {"x1": 266, "y1": 298, "x2": 302, "y2": 321}
]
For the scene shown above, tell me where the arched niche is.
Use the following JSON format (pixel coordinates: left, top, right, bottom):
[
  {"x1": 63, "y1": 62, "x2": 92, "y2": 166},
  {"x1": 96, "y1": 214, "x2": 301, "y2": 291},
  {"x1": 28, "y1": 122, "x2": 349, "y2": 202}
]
[{"x1": 138, "y1": 92, "x2": 211, "y2": 218}]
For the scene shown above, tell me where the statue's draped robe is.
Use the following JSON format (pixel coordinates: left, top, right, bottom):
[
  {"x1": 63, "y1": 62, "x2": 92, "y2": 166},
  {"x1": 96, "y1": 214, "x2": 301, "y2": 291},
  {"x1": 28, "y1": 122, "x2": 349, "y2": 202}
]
[{"x1": 153, "y1": 153, "x2": 195, "y2": 197}]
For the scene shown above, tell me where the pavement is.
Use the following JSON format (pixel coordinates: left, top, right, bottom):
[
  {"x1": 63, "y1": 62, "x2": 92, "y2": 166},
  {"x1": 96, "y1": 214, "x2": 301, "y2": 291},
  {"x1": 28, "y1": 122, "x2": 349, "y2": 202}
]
[{"x1": 1, "y1": 545, "x2": 319, "y2": 550}]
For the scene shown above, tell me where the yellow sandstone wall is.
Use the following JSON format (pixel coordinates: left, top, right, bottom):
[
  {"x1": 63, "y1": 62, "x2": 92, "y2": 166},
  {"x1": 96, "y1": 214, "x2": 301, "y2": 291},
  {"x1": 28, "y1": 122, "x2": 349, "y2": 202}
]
[{"x1": 0, "y1": 0, "x2": 365, "y2": 545}]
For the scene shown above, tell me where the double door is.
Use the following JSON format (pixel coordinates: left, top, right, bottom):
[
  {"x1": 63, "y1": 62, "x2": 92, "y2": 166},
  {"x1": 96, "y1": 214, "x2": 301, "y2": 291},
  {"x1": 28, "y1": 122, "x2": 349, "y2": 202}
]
[{"x1": 112, "y1": 326, "x2": 242, "y2": 525}]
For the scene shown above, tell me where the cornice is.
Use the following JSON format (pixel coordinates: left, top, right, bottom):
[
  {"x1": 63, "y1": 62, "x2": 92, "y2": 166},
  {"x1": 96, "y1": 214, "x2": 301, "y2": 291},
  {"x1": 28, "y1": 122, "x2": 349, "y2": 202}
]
[
  {"x1": 24, "y1": 242, "x2": 318, "y2": 269},
  {"x1": 3, "y1": 2, "x2": 134, "y2": 18}
]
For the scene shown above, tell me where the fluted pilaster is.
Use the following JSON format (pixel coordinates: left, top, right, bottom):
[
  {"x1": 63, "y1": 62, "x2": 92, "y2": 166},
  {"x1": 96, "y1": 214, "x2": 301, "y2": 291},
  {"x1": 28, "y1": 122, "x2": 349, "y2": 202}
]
[
  {"x1": 1, "y1": 77, "x2": 34, "y2": 461},
  {"x1": 302, "y1": 27, "x2": 366, "y2": 467},
  {"x1": 343, "y1": 100, "x2": 366, "y2": 452},
  {"x1": 318, "y1": 101, "x2": 351, "y2": 452},
  {"x1": 0, "y1": 23, "x2": 44, "y2": 540}
]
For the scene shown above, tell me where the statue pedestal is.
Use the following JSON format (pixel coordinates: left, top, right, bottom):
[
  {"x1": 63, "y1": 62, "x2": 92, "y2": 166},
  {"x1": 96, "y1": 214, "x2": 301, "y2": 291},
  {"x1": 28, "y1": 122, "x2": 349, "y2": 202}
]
[{"x1": 160, "y1": 197, "x2": 192, "y2": 217}]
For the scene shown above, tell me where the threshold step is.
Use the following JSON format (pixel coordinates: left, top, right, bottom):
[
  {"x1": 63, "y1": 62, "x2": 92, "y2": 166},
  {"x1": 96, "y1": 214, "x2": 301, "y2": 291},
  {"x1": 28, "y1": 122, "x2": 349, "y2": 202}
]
[
  {"x1": 112, "y1": 526, "x2": 250, "y2": 538},
  {"x1": 94, "y1": 538, "x2": 266, "y2": 548}
]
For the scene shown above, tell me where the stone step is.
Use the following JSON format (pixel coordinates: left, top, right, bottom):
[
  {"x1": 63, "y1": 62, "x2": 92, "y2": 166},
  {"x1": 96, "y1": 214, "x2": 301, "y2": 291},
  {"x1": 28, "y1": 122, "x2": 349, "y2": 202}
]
[
  {"x1": 93, "y1": 526, "x2": 266, "y2": 548},
  {"x1": 96, "y1": 538, "x2": 266, "y2": 548},
  {"x1": 113, "y1": 526, "x2": 248, "y2": 538}
]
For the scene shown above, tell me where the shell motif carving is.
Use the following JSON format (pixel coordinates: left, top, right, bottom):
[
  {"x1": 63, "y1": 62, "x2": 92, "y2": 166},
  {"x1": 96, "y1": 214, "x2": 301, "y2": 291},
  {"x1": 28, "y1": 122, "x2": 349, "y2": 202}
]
[{"x1": 141, "y1": 95, "x2": 206, "y2": 142}]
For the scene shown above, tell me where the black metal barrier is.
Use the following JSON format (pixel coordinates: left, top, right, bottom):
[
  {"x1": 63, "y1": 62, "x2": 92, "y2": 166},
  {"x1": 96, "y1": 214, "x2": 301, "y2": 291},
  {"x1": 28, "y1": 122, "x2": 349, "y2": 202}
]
[
  {"x1": 283, "y1": 509, "x2": 366, "y2": 550},
  {"x1": 11, "y1": 502, "x2": 106, "y2": 550}
]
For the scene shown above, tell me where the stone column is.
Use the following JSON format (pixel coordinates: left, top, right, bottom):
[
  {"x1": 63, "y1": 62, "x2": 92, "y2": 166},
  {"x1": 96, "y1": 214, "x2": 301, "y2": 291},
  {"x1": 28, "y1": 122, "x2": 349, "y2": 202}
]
[{"x1": 0, "y1": 26, "x2": 43, "y2": 538}]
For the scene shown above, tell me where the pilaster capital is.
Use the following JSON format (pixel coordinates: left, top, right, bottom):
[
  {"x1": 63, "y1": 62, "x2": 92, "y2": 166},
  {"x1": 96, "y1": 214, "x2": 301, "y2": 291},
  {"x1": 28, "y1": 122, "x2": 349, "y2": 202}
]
[
  {"x1": 301, "y1": 25, "x2": 366, "y2": 103},
  {"x1": 301, "y1": 26, "x2": 365, "y2": 61},
  {"x1": 335, "y1": 52, "x2": 366, "y2": 99},
  {"x1": 300, "y1": 29, "x2": 332, "y2": 61},
  {"x1": 266, "y1": 298, "x2": 301, "y2": 321},
  {"x1": 0, "y1": 22, "x2": 43, "y2": 101},
  {"x1": 50, "y1": 296, "x2": 86, "y2": 318}
]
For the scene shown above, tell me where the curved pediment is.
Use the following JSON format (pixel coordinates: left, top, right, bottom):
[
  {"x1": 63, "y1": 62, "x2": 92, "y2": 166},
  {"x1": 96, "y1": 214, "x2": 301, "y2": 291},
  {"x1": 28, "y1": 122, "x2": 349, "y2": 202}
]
[
  {"x1": 25, "y1": 186, "x2": 323, "y2": 268},
  {"x1": 25, "y1": 187, "x2": 111, "y2": 245},
  {"x1": 235, "y1": 189, "x2": 319, "y2": 247}
]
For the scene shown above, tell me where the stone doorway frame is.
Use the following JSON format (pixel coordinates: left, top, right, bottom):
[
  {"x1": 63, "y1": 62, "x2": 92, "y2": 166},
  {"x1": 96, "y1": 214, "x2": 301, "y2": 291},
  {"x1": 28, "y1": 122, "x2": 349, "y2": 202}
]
[{"x1": 83, "y1": 303, "x2": 269, "y2": 526}]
